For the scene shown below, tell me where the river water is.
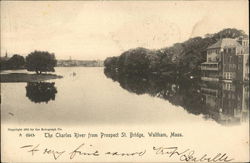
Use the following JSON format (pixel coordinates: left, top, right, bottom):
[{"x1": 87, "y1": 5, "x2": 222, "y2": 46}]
[{"x1": 1, "y1": 67, "x2": 248, "y2": 126}]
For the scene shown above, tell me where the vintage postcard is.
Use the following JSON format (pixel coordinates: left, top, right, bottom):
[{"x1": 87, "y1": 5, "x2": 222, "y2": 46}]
[{"x1": 1, "y1": 0, "x2": 249, "y2": 162}]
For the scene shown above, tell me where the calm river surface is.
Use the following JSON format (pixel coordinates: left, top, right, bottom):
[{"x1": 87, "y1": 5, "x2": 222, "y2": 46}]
[{"x1": 1, "y1": 67, "x2": 249, "y2": 126}]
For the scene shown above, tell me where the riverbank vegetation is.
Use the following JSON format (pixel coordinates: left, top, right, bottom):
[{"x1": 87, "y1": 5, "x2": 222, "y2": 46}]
[
  {"x1": 104, "y1": 28, "x2": 248, "y2": 79},
  {"x1": 0, "y1": 54, "x2": 25, "y2": 70},
  {"x1": 1, "y1": 50, "x2": 57, "y2": 74}
]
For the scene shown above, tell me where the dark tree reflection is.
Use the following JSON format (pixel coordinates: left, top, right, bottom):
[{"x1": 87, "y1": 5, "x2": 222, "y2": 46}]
[
  {"x1": 26, "y1": 82, "x2": 57, "y2": 103},
  {"x1": 104, "y1": 68, "x2": 249, "y2": 125},
  {"x1": 104, "y1": 68, "x2": 206, "y2": 115}
]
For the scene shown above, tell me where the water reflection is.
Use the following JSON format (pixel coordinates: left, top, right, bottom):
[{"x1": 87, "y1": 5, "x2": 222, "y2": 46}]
[
  {"x1": 201, "y1": 81, "x2": 249, "y2": 125},
  {"x1": 26, "y1": 82, "x2": 57, "y2": 103},
  {"x1": 104, "y1": 69, "x2": 249, "y2": 125}
]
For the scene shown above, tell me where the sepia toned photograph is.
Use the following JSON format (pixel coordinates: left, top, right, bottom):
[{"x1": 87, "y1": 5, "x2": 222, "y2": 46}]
[{"x1": 1, "y1": 0, "x2": 249, "y2": 162}]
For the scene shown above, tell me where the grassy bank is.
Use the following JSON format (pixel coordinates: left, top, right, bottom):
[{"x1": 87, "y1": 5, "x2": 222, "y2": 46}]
[{"x1": 0, "y1": 73, "x2": 63, "y2": 83}]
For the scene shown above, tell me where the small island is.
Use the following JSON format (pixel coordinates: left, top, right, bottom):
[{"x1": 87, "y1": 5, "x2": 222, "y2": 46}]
[
  {"x1": 0, "y1": 73, "x2": 62, "y2": 83},
  {"x1": 0, "y1": 50, "x2": 62, "y2": 83}
]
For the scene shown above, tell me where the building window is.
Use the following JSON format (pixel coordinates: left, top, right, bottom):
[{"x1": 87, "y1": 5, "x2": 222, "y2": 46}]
[{"x1": 224, "y1": 73, "x2": 233, "y2": 79}]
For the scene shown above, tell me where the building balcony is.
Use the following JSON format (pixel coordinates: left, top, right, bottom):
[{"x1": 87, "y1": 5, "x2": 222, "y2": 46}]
[
  {"x1": 201, "y1": 66, "x2": 219, "y2": 71},
  {"x1": 201, "y1": 62, "x2": 219, "y2": 71}
]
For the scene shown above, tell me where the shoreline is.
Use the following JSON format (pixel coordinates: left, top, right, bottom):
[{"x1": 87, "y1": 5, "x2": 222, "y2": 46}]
[{"x1": 0, "y1": 73, "x2": 63, "y2": 83}]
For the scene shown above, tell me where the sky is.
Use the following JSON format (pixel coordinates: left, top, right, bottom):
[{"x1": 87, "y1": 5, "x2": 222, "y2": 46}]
[{"x1": 1, "y1": 1, "x2": 249, "y2": 60}]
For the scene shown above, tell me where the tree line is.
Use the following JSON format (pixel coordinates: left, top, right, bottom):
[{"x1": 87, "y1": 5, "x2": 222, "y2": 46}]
[
  {"x1": 104, "y1": 28, "x2": 248, "y2": 78},
  {"x1": 0, "y1": 51, "x2": 57, "y2": 74}
]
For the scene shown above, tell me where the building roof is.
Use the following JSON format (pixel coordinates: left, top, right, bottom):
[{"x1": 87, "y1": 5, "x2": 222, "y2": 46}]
[{"x1": 207, "y1": 38, "x2": 241, "y2": 49}]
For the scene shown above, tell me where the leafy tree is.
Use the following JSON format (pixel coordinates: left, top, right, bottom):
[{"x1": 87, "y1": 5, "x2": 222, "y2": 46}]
[
  {"x1": 116, "y1": 47, "x2": 151, "y2": 74},
  {"x1": 26, "y1": 51, "x2": 57, "y2": 74},
  {"x1": 8, "y1": 54, "x2": 25, "y2": 69},
  {"x1": 0, "y1": 60, "x2": 8, "y2": 70},
  {"x1": 104, "y1": 56, "x2": 118, "y2": 70}
]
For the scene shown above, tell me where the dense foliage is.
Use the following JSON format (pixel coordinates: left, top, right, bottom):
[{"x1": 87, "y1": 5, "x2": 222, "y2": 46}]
[
  {"x1": 104, "y1": 28, "x2": 248, "y2": 78},
  {"x1": 26, "y1": 51, "x2": 57, "y2": 74},
  {"x1": 0, "y1": 54, "x2": 25, "y2": 70}
]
